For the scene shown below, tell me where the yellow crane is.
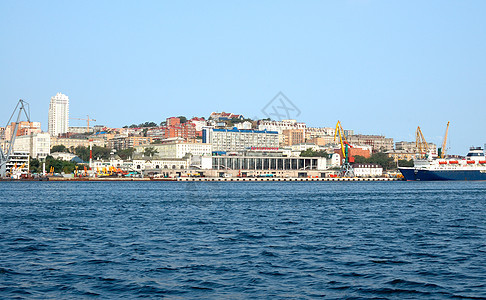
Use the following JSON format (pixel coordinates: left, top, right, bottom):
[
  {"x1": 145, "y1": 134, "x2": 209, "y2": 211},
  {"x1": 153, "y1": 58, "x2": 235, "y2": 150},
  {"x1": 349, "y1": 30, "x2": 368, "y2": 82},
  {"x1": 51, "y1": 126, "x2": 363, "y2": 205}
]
[
  {"x1": 70, "y1": 115, "x2": 96, "y2": 132},
  {"x1": 415, "y1": 126, "x2": 429, "y2": 159},
  {"x1": 334, "y1": 121, "x2": 354, "y2": 177},
  {"x1": 439, "y1": 121, "x2": 450, "y2": 158}
]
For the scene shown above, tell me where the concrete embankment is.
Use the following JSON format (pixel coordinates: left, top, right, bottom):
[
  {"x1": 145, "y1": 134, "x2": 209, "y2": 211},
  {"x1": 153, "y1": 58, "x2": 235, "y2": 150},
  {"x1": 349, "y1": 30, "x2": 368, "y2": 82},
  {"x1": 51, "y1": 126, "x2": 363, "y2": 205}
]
[
  {"x1": 2, "y1": 177, "x2": 403, "y2": 182},
  {"x1": 178, "y1": 177, "x2": 403, "y2": 182}
]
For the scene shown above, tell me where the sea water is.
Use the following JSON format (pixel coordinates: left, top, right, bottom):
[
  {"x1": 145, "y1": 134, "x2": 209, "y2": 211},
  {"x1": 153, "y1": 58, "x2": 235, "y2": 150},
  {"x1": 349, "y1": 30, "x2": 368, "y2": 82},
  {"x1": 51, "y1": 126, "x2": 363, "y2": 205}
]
[{"x1": 0, "y1": 181, "x2": 485, "y2": 299}]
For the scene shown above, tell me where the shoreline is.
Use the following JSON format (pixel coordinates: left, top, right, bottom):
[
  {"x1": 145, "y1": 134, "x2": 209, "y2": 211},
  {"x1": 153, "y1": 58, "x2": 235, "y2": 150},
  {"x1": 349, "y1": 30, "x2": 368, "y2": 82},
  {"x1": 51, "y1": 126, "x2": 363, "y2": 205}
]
[{"x1": 1, "y1": 177, "x2": 403, "y2": 182}]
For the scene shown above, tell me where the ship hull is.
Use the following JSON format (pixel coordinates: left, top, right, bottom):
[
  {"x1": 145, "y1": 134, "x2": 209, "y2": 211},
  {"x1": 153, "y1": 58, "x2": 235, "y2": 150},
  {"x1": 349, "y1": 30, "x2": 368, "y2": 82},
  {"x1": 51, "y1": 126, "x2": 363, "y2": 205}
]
[{"x1": 399, "y1": 168, "x2": 486, "y2": 181}]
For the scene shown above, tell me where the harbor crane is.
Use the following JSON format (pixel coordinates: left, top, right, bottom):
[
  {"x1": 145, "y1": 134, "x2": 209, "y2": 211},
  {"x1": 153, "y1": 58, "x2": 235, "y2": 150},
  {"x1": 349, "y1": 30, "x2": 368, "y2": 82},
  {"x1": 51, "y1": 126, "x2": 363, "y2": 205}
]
[
  {"x1": 334, "y1": 120, "x2": 354, "y2": 177},
  {"x1": 0, "y1": 99, "x2": 30, "y2": 177},
  {"x1": 70, "y1": 115, "x2": 96, "y2": 132},
  {"x1": 415, "y1": 126, "x2": 429, "y2": 159},
  {"x1": 438, "y1": 121, "x2": 450, "y2": 159}
]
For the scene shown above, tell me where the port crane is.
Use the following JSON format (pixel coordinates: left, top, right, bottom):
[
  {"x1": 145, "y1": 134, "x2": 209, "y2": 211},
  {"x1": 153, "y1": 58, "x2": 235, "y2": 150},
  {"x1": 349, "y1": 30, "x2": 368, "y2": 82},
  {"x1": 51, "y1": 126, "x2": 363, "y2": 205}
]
[
  {"x1": 438, "y1": 121, "x2": 450, "y2": 159},
  {"x1": 334, "y1": 120, "x2": 354, "y2": 177},
  {"x1": 70, "y1": 115, "x2": 96, "y2": 132},
  {"x1": 0, "y1": 100, "x2": 31, "y2": 177},
  {"x1": 415, "y1": 126, "x2": 429, "y2": 159}
]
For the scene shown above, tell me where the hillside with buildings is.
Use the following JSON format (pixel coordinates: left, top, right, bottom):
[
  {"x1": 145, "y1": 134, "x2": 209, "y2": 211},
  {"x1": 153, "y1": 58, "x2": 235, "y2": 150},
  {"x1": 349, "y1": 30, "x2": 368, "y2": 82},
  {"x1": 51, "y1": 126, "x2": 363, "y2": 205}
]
[{"x1": 1, "y1": 95, "x2": 438, "y2": 178}]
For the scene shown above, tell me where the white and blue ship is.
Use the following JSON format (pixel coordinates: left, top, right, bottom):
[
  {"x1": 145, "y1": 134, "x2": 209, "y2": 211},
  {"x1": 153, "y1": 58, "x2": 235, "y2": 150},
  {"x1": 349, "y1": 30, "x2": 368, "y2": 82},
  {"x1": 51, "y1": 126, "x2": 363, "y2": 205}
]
[{"x1": 399, "y1": 147, "x2": 486, "y2": 181}]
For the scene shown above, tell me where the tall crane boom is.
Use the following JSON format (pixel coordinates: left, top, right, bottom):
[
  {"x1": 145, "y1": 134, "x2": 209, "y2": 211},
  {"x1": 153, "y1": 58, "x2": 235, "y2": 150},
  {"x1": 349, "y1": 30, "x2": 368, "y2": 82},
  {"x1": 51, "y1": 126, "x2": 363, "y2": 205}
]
[
  {"x1": 70, "y1": 115, "x2": 96, "y2": 132},
  {"x1": 415, "y1": 126, "x2": 429, "y2": 159},
  {"x1": 0, "y1": 99, "x2": 31, "y2": 177},
  {"x1": 334, "y1": 121, "x2": 354, "y2": 177},
  {"x1": 439, "y1": 121, "x2": 450, "y2": 158}
]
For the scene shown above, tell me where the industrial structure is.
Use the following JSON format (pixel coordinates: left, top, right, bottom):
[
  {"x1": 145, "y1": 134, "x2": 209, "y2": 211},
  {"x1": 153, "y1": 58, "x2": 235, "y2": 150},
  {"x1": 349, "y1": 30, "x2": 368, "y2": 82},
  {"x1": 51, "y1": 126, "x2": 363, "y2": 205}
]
[{"x1": 0, "y1": 100, "x2": 31, "y2": 177}]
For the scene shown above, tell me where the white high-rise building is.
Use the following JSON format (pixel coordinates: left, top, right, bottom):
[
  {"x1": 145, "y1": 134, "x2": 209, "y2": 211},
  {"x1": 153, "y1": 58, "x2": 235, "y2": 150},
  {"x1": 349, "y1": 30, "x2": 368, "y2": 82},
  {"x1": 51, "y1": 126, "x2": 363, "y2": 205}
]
[{"x1": 48, "y1": 92, "x2": 69, "y2": 137}]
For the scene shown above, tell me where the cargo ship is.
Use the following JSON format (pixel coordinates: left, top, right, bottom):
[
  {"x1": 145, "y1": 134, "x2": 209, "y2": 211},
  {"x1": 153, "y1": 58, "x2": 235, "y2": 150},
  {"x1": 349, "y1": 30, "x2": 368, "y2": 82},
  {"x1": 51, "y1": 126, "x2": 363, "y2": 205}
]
[{"x1": 399, "y1": 147, "x2": 486, "y2": 181}]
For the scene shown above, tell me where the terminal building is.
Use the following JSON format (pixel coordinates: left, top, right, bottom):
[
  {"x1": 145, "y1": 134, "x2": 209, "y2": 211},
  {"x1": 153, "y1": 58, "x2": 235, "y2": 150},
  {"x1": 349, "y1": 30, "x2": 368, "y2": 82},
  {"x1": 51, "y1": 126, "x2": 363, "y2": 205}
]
[{"x1": 202, "y1": 128, "x2": 279, "y2": 152}]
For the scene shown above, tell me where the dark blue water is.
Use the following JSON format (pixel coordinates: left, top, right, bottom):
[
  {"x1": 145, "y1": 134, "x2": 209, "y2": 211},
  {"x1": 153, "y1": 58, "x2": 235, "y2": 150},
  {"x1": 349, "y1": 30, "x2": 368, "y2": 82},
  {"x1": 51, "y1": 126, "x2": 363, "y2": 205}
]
[{"x1": 1, "y1": 182, "x2": 485, "y2": 299}]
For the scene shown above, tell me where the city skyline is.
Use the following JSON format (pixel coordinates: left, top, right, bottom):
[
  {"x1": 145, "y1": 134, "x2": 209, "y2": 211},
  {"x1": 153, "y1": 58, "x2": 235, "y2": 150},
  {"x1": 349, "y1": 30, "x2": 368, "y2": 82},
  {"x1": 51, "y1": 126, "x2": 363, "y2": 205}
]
[{"x1": 1, "y1": 1, "x2": 486, "y2": 154}]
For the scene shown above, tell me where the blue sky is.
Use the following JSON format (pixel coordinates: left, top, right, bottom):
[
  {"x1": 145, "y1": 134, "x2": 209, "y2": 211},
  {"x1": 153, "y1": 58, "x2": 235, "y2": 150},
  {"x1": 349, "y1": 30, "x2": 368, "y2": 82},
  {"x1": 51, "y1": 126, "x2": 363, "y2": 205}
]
[{"x1": 1, "y1": 1, "x2": 485, "y2": 154}]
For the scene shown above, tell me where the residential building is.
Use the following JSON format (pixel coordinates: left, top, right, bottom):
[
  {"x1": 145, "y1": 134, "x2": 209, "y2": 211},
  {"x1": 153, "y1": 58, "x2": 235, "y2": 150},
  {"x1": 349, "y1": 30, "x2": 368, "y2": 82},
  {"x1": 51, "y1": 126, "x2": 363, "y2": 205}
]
[
  {"x1": 189, "y1": 117, "x2": 207, "y2": 135},
  {"x1": 166, "y1": 117, "x2": 181, "y2": 126},
  {"x1": 48, "y1": 92, "x2": 69, "y2": 137},
  {"x1": 282, "y1": 129, "x2": 305, "y2": 146},
  {"x1": 258, "y1": 119, "x2": 306, "y2": 133},
  {"x1": 395, "y1": 141, "x2": 438, "y2": 156},
  {"x1": 68, "y1": 126, "x2": 90, "y2": 134},
  {"x1": 304, "y1": 127, "x2": 335, "y2": 141},
  {"x1": 108, "y1": 136, "x2": 153, "y2": 150},
  {"x1": 385, "y1": 150, "x2": 416, "y2": 162},
  {"x1": 5, "y1": 121, "x2": 41, "y2": 140},
  {"x1": 209, "y1": 112, "x2": 244, "y2": 121},
  {"x1": 146, "y1": 123, "x2": 197, "y2": 141},
  {"x1": 203, "y1": 128, "x2": 279, "y2": 152},
  {"x1": 347, "y1": 134, "x2": 394, "y2": 152},
  {"x1": 235, "y1": 121, "x2": 253, "y2": 130}
]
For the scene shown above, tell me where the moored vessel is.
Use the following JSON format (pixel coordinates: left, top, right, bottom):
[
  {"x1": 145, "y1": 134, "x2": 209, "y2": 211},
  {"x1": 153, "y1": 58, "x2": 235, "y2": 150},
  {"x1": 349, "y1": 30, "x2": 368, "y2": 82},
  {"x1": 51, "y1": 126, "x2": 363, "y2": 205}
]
[{"x1": 399, "y1": 147, "x2": 486, "y2": 181}]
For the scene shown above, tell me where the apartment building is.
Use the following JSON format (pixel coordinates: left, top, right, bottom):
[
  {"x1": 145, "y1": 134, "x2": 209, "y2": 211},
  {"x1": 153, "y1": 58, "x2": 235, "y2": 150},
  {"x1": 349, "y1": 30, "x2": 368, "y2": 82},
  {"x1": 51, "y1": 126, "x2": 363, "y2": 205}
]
[{"x1": 203, "y1": 128, "x2": 279, "y2": 152}]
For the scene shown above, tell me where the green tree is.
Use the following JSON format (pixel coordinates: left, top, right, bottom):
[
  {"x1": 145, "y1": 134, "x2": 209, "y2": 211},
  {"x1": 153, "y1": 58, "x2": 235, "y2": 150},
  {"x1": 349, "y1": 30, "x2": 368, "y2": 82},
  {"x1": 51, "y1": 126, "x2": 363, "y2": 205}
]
[
  {"x1": 51, "y1": 145, "x2": 67, "y2": 153},
  {"x1": 143, "y1": 147, "x2": 158, "y2": 157},
  {"x1": 117, "y1": 148, "x2": 135, "y2": 160},
  {"x1": 75, "y1": 146, "x2": 90, "y2": 162},
  {"x1": 29, "y1": 158, "x2": 41, "y2": 173},
  {"x1": 45, "y1": 156, "x2": 77, "y2": 174},
  {"x1": 398, "y1": 159, "x2": 414, "y2": 167},
  {"x1": 300, "y1": 148, "x2": 328, "y2": 157},
  {"x1": 353, "y1": 152, "x2": 395, "y2": 170},
  {"x1": 92, "y1": 146, "x2": 111, "y2": 160},
  {"x1": 177, "y1": 116, "x2": 187, "y2": 123}
]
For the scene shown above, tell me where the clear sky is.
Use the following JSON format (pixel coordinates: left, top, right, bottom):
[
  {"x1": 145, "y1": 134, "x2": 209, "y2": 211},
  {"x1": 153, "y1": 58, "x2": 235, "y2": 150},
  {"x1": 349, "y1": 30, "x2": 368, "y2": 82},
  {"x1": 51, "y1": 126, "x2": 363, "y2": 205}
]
[{"x1": 1, "y1": 1, "x2": 485, "y2": 154}]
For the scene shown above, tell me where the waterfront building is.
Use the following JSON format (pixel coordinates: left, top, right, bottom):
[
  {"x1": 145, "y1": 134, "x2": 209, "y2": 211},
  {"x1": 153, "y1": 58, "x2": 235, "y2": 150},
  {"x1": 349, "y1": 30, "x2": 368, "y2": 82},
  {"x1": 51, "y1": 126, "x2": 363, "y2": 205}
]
[
  {"x1": 352, "y1": 163, "x2": 383, "y2": 177},
  {"x1": 13, "y1": 132, "x2": 50, "y2": 159},
  {"x1": 5, "y1": 151, "x2": 29, "y2": 174},
  {"x1": 203, "y1": 128, "x2": 279, "y2": 152},
  {"x1": 134, "y1": 142, "x2": 212, "y2": 158},
  {"x1": 48, "y1": 92, "x2": 69, "y2": 137},
  {"x1": 212, "y1": 155, "x2": 327, "y2": 172}
]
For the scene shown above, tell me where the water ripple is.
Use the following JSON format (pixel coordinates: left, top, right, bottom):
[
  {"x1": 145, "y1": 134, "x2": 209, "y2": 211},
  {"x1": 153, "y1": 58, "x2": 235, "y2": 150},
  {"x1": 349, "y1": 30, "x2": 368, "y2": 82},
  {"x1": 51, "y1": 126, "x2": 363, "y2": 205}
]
[{"x1": 0, "y1": 181, "x2": 485, "y2": 299}]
